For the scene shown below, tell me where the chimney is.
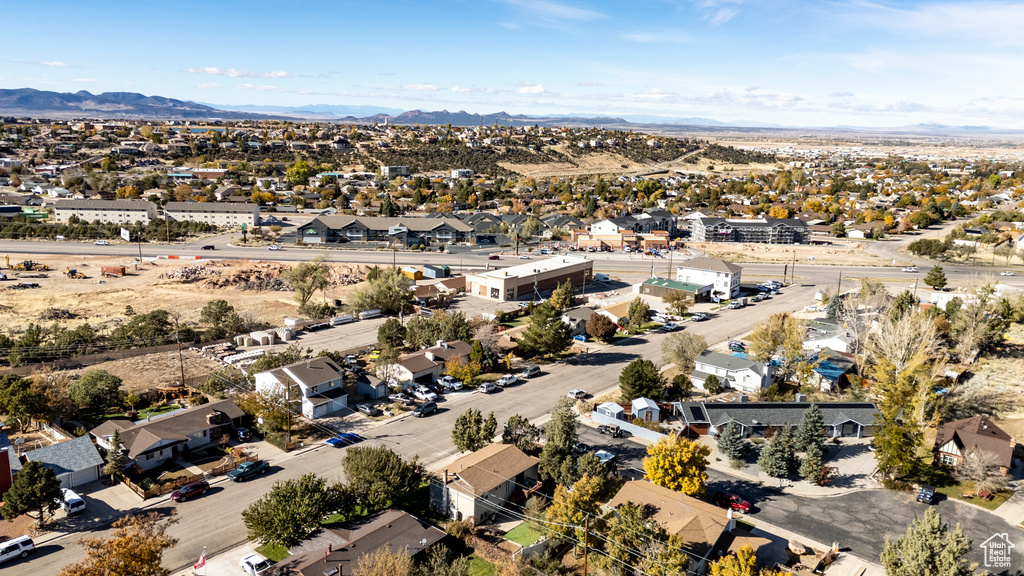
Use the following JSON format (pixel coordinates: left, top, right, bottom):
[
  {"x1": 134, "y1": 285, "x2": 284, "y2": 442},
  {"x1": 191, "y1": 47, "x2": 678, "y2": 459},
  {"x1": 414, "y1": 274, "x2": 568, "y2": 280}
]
[{"x1": 328, "y1": 543, "x2": 333, "y2": 553}]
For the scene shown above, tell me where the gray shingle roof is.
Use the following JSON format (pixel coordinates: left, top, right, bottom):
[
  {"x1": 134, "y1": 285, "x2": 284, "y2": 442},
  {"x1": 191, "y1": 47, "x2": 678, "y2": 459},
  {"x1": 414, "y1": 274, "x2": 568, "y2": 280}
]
[
  {"x1": 696, "y1": 350, "x2": 763, "y2": 376},
  {"x1": 678, "y1": 256, "x2": 742, "y2": 274},
  {"x1": 25, "y1": 434, "x2": 103, "y2": 475},
  {"x1": 0, "y1": 433, "x2": 23, "y2": 473},
  {"x1": 691, "y1": 401, "x2": 878, "y2": 429}
]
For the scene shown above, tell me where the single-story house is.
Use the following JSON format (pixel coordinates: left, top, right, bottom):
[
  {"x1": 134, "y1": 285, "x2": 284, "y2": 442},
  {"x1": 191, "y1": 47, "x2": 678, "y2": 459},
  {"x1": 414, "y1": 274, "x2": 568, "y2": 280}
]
[
  {"x1": 674, "y1": 401, "x2": 878, "y2": 439},
  {"x1": 934, "y1": 415, "x2": 1015, "y2": 475},
  {"x1": 632, "y1": 397, "x2": 659, "y2": 422},
  {"x1": 691, "y1": 350, "x2": 776, "y2": 394},
  {"x1": 807, "y1": 348, "x2": 856, "y2": 392},
  {"x1": 432, "y1": 443, "x2": 540, "y2": 524},
  {"x1": 276, "y1": 509, "x2": 446, "y2": 576},
  {"x1": 561, "y1": 306, "x2": 596, "y2": 337},
  {"x1": 23, "y1": 434, "x2": 104, "y2": 488},
  {"x1": 384, "y1": 340, "x2": 472, "y2": 385},
  {"x1": 90, "y1": 399, "x2": 244, "y2": 471}
]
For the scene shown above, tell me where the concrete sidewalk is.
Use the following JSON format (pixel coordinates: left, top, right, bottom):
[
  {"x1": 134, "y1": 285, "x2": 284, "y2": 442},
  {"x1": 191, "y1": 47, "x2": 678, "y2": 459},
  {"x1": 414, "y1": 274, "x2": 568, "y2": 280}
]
[
  {"x1": 170, "y1": 541, "x2": 263, "y2": 576},
  {"x1": 746, "y1": 517, "x2": 886, "y2": 576}
]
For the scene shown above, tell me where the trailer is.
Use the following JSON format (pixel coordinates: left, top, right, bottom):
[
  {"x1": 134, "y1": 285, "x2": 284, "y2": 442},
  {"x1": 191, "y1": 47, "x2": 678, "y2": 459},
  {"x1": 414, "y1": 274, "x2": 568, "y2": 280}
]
[{"x1": 101, "y1": 266, "x2": 126, "y2": 278}]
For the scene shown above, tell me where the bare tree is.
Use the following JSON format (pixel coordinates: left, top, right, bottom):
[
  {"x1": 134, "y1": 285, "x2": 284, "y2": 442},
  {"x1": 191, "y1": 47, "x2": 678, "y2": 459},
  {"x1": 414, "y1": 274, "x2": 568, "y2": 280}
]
[
  {"x1": 867, "y1": 309, "x2": 941, "y2": 378},
  {"x1": 956, "y1": 450, "x2": 1009, "y2": 494},
  {"x1": 661, "y1": 332, "x2": 707, "y2": 374}
]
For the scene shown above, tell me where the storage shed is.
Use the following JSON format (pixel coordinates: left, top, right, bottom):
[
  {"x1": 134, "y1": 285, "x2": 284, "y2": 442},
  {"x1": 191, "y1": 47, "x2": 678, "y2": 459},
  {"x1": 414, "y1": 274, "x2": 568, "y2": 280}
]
[{"x1": 596, "y1": 402, "x2": 625, "y2": 420}]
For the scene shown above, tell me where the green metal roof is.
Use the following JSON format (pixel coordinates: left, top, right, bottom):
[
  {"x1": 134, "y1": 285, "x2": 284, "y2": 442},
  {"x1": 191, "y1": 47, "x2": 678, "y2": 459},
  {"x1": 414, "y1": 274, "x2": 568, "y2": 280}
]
[{"x1": 642, "y1": 277, "x2": 707, "y2": 292}]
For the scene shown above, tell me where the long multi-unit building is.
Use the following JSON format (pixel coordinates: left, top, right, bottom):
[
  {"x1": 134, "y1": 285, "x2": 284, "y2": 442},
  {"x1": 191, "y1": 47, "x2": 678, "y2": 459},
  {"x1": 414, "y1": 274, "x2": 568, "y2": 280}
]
[
  {"x1": 691, "y1": 217, "x2": 810, "y2": 244},
  {"x1": 163, "y1": 202, "x2": 259, "y2": 228},
  {"x1": 297, "y1": 215, "x2": 475, "y2": 245},
  {"x1": 54, "y1": 199, "x2": 159, "y2": 225}
]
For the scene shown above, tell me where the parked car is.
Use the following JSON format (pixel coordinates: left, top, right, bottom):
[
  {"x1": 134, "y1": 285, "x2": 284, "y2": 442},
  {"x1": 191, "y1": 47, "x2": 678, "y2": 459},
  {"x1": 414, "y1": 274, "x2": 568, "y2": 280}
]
[
  {"x1": 171, "y1": 480, "x2": 210, "y2": 501},
  {"x1": 597, "y1": 424, "x2": 622, "y2": 438},
  {"x1": 917, "y1": 485, "x2": 936, "y2": 504},
  {"x1": 424, "y1": 381, "x2": 445, "y2": 395},
  {"x1": 728, "y1": 340, "x2": 746, "y2": 352},
  {"x1": 594, "y1": 449, "x2": 618, "y2": 469},
  {"x1": 769, "y1": 289, "x2": 780, "y2": 295},
  {"x1": 437, "y1": 375, "x2": 463, "y2": 391},
  {"x1": 325, "y1": 432, "x2": 362, "y2": 448},
  {"x1": 236, "y1": 427, "x2": 252, "y2": 442},
  {"x1": 751, "y1": 294, "x2": 765, "y2": 302},
  {"x1": 691, "y1": 312, "x2": 709, "y2": 321},
  {"x1": 520, "y1": 365, "x2": 541, "y2": 378},
  {"x1": 660, "y1": 322, "x2": 679, "y2": 332},
  {"x1": 479, "y1": 382, "x2": 498, "y2": 393},
  {"x1": 567, "y1": 389, "x2": 587, "y2": 399},
  {"x1": 240, "y1": 552, "x2": 275, "y2": 576},
  {"x1": 388, "y1": 392, "x2": 414, "y2": 404},
  {"x1": 366, "y1": 350, "x2": 381, "y2": 361},
  {"x1": 0, "y1": 536, "x2": 34, "y2": 564},
  {"x1": 60, "y1": 488, "x2": 86, "y2": 515},
  {"x1": 488, "y1": 255, "x2": 500, "y2": 260},
  {"x1": 413, "y1": 386, "x2": 438, "y2": 401},
  {"x1": 497, "y1": 374, "x2": 520, "y2": 386},
  {"x1": 727, "y1": 301, "x2": 743, "y2": 309},
  {"x1": 267, "y1": 244, "x2": 283, "y2": 251},
  {"x1": 357, "y1": 404, "x2": 380, "y2": 416},
  {"x1": 573, "y1": 442, "x2": 590, "y2": 454},
  {"x1": 1001, "y1": 271, "x2": 1015, "y2": 276},
  {"x1": 413, "y1": 401, "x2": 438, "y2": 417},
  {"x1": 228, "y1": 460, "x2": 270, "y2": 482},
  {"x1": 711, "y1": 490, "x2": 752, "y2": 513},
  {"x1": 652, "y1": 313, "x2": 671, "y2": 323}
]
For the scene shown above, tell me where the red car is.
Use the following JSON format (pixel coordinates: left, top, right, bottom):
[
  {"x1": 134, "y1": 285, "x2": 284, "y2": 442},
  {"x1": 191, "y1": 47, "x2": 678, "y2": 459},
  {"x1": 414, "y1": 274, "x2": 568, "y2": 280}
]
[
  {"x1": 171, "y1": 480, "x2": 210, "y2": 502},
  {"x1": 488, "y1": 255, "x2": 500, "y2": 260},
  {"x1": 711, "y1": 491, "x2": 751, "y2": 513}
]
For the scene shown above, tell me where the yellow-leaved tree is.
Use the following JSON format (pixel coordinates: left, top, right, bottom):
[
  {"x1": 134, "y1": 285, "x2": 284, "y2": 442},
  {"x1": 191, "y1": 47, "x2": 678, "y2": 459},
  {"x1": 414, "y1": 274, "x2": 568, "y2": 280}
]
[
  {"x1": 643, "y1": 434, "x2": 711, "y2": 496},
  {"x1": 544, "y1": 474, "x2": 602, "y2": 545},
  {"x1": 709, "y1": 544, "x2": 787, "y2": 576}
]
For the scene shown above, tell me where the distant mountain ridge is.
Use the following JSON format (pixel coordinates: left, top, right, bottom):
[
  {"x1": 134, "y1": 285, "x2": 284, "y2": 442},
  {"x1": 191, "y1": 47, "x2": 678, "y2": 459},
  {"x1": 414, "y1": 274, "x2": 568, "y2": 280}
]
[
  {"x1": 0, "y1": 88, "x2": 273, "y2": 120},
  {"x1": 2, "y1": 88, "x2": 1023, "y2": 136}
]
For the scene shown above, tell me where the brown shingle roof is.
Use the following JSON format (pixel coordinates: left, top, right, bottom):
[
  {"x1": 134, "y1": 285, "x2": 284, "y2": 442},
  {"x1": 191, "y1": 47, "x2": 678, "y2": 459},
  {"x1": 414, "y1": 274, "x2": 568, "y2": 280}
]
[
  {"x1": 606, "y1": 480, "x2": 728, "y2": 558},
  {"x1": 445, "y1": 443, "x2": 539, "y2": 496},
  {"x1": 89, "y1": 399, "x2": 243, "y2": 460},
  {"x1": 935, "y1": 415, "x2": 1014, "y2": 469}
]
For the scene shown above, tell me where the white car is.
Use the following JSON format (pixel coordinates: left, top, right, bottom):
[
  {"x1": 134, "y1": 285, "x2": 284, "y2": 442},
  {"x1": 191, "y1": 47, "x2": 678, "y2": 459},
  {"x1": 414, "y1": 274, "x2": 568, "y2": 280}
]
[
  {"x1": 902, "y1": 267, "x2": 917, "y2": 272},
  {"x1": 413, "y1": 387, "x2": 437, "y2": 401},
  {"x1": 660, "y1": 322, "x2": 679, "y2": 332},
  {"x1": 652, "y1": 314, "x2": 671, "y2": 323},
  {"x1": 1001, "y1": 271, "x2": 1015, "y2": 276},
  {"x1": 519, "y1": 255, "x2": 530, "y2": 259},
  {"x1": 268, "y1": 244, "x2": 283, "y2": 251},
  {"x1": 567, "y1": 389, "x2": 587, "y2": 400},
  {"x1": 240, "y1": 553, "x2": 275, "y2": 576},
  {"x1": 94, "y1": 240, "x2": 110, "y2": 246},
  {"x1": 479, "y1": 382, "x2": 498, "y2": 393},
  {"x1": 437, "y1": 376, "x2": 463, "y2": 391},
  {"x1": 496, "y1": 374, "x2": 519, "y2": 386}
]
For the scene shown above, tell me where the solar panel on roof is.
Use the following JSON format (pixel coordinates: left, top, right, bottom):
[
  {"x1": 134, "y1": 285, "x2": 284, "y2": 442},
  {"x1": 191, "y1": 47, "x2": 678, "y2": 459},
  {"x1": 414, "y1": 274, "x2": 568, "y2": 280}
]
[{"x1": 689, "y1": 406, "x2": 705, "y2": 421}]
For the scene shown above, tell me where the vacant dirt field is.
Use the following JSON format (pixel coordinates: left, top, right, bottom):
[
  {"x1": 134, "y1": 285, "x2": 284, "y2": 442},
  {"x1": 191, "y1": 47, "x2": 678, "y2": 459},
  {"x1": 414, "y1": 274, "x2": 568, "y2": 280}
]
[
  {"x1": 0, "y1": 255, "x2": 371, "y2": 337},
  {"x1": 695, "y1": 240, "x2": 885, "y2": 267},
  {"x1": 947, "y1": 324, "x2": 1024, "y2": 439},
  {"x1": 500, "y1": 148, "x2": 649, "y2": 178}
]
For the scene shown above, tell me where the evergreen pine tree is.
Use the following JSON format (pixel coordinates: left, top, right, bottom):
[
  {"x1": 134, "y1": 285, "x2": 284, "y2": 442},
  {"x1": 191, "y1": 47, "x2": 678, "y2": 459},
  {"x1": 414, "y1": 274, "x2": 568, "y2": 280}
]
[
  {"x1": 799, "y1": 442, "x2": 823, "y2": 483},
  {"x1": 923, "y1": 265, "x2": 947, "y2": 290},
  {"x1": 482, "y1": 412, "x2": 497, "y2": 444},
  {"x1": 795, "y1": 403, "x2": 826, "y2": 453},
  {"x1": 758, "y1": 431, "x2": 791, "y2": 482},
  {"x1": 451, "y1": 408, "x2": 485, "y2": 452},
  {"x1": 103, "y1": 429, "x2": 126, "y2": 482},
  {"x1": 716, "y1": 420, "x2": 744, "y2": 466}
]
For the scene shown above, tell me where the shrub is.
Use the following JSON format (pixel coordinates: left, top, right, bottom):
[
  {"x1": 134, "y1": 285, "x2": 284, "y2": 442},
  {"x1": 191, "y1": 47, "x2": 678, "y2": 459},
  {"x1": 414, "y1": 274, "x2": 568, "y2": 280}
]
[{"x1": 881, "y1": 478, "x2": 913, "y2": 492}]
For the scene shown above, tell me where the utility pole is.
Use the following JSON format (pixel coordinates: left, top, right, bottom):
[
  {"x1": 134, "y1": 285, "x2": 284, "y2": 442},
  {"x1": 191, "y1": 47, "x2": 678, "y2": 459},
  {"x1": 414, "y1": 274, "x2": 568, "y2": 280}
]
[
  {"x1": 837, "y1": 270, "x2": 843, "y2": 295},
  {"x1": 582, "y1": 516, "x2": 588, "y2": 576},
  {"x1": 791, "y1": 250, "x2": 796, "y2": 285}
]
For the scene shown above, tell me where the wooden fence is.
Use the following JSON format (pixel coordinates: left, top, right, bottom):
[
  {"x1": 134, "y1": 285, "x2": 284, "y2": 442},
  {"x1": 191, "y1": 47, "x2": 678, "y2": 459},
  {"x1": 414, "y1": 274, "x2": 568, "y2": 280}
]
[{"x1": 121, "y1": 453, "x2": 258, "y2": 500}]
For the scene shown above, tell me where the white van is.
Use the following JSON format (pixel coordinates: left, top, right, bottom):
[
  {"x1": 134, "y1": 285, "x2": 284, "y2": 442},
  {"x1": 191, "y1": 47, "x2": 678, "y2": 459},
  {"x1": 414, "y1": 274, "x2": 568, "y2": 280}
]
[
  {"x1": 0, "y1": 536, "x2": 34, "y2": 563},
  {"x1": 60, "y1": 488, "x2": 85, "y2": 516},
  {"x1": 593, "y1": 273, "x2": 610, "y2": 282}
]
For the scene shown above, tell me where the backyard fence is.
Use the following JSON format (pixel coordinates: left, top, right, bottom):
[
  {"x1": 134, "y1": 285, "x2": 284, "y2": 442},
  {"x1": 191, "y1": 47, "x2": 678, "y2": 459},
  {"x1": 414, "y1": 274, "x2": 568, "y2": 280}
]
[{"x1": 120, "y1": 453, "x2": 257, "y2": 500}]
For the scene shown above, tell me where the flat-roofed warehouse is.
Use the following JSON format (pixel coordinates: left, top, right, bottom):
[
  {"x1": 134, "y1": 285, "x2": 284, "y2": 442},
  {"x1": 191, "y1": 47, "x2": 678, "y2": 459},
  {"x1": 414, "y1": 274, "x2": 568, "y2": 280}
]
[{"x1": 466, "y1": 256, "x2": 593, "y2": 301}]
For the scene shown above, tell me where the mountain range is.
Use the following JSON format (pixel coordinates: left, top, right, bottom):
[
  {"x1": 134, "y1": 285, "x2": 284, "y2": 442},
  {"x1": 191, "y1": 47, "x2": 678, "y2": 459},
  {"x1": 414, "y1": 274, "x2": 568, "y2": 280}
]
[{"x1": 1, "y1": 88, "x2": 1021, "y2": 137}]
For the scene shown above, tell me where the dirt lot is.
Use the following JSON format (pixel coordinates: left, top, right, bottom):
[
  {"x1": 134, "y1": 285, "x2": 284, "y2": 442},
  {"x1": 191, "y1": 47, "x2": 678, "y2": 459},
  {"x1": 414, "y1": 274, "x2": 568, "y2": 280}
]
[
  {"x1": 947, "y1": 324, "x2": 1024, "y2": 440},
  {"x1": 694, "y1": 240, "x2": 885, "y2": 266},
  {"x1": 0, "y1": 255, "x2": 371, "y2": 334}
]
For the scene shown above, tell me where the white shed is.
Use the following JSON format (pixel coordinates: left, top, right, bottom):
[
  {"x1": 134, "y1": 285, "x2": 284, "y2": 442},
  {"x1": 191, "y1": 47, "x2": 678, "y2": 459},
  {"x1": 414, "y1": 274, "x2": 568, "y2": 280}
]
[
  {"x1": 631, "y1": 397, "x2": 660, "y2": 422},
  {"x1": 596, "y1": 402, "x2": 625, "y2": 420}
]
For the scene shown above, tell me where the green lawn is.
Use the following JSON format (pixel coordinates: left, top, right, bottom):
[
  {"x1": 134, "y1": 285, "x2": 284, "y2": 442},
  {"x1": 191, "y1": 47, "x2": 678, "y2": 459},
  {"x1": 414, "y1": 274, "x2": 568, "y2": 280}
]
[
  {"x1": 505, "y1": 520, "x2": 545, "y2": 546},
  {"x1": 95, "y1": 403, "x2": 179, "y2": 425},
  {"x1": 502, "y1": 314, "x2": 532, "y2": 328},
  {"x1": 256, "y1": 542, "x2": 290, "y2": 562},
  {"x1": 934, "y1": 482, "x2": 1013, "y2": 511},
  {"x1": 468, "y1": 554, "x2": 495, "y2": 576}
]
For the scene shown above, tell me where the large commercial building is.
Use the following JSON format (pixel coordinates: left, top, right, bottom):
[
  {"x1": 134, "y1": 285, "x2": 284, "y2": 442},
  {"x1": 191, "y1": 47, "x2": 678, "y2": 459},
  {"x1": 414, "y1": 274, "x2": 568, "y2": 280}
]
[
  {"x1": 466, "y1": 255, "x2": 593, "y2": 301},
  {"x1": 54, "y1": 199, "x2": 159, "y2": 224},
  {"x1": 691, "y1": 217, "x2": 810, "y2": 244},
  {"x1": 297, "y1": 215, "x2": 475, "y2": 245},
  {"x1": 163, "y1": 202, "x2": 259, "y2": 228}
]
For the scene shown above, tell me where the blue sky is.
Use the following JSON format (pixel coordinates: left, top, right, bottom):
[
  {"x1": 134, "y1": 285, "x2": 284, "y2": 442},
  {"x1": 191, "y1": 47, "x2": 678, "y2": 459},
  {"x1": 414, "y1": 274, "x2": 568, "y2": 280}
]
[{"x1": 5, "y1": 0, "x2": 1024, "y2": 128}]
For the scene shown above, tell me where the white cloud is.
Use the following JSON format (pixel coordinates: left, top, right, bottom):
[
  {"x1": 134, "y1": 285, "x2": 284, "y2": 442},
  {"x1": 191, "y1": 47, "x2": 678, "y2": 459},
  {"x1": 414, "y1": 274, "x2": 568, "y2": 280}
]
[
  {"x1": 189, "y1": 67, "x2": 291, "y2": 79},
  {"x1": 71, "y1": 78, "x2": 97, "y2": 82},
  {"x1": 196, "y1": 83, "x2": 221, "y2": 89},
  {"x1": 38, "y1": 60, "x2": 69, "y2": 68},
  {"x1": 517, "y1": 82, "x2": 546, "y2": 94},
  {"x1": 402, "y1": 84, "x2": 438, "y2": 91},
  {"x1": 709, "y1": 7, "x2": 738, "y2": 24},
  {"x1": 497, "y1": 0, "x2": 606, "y2": 22},
  {"x1": 234, "y1": 83, "x2": 312, "y2": 95},
  {"x1": 451, "y1": 86, "x2": 471, "y2": 93}
]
